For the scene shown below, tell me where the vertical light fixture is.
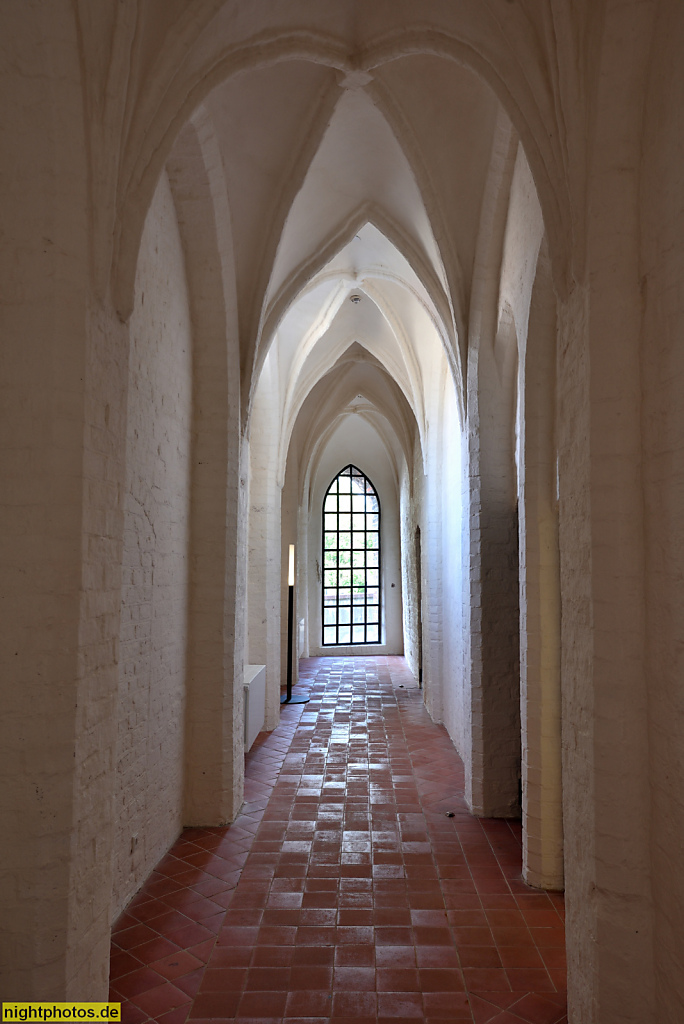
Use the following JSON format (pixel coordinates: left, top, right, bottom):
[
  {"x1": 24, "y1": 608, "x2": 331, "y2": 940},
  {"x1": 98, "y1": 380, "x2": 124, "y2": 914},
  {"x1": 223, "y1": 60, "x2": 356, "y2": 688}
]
[{"x1": 281, "y1": 543, "x2": 309, "y2": 705}]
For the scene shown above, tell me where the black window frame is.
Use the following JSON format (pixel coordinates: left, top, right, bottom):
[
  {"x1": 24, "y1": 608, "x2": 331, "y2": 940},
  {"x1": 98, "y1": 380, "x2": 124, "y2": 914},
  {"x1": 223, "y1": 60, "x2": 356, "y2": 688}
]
[{"x1": 321, "y1": 464, "x2": 381, "y2": 646}]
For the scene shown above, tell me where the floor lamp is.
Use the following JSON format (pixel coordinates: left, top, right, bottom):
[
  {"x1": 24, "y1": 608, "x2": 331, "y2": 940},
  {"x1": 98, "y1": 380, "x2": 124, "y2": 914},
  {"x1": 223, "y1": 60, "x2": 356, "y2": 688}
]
[{"x1": 281, "y1": 544, "x2": 309, "y2": 705}]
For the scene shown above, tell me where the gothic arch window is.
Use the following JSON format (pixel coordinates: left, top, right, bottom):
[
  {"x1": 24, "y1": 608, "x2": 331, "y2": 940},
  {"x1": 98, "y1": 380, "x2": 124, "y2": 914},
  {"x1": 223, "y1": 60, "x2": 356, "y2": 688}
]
[{"x1": 322, "y1": 464, "x2": 381, "y2": 646}]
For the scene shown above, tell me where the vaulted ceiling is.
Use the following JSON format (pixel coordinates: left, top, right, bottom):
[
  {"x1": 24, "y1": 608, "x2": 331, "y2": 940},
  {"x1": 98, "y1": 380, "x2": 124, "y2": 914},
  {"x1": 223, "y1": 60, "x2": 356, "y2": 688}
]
[
  {"x1": 202, "y1": 53, "x2": 499, "y2": 382},
  {"x1": 191, "y1": 50, "x2": 505, "y2": 477},
  {"x1": 99, "y1": 1, "x2": 589, "y2": 348}
]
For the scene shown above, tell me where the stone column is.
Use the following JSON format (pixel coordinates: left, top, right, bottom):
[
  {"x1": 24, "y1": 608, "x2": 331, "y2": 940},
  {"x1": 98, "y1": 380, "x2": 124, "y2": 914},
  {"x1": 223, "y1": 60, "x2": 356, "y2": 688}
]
[
  {"x1": 247, "y1": 363, "x2": 283, "y2": 730},
  {"x1": 517, "y1": 246, "x2": 563, "y2": 890},
  {"x1": 560, "y1": 7, "x2": 657, "y2": 1018},
  {"x1": 167, "y1": 113, "x2": 245, "y2": 827},
  {"x1": 467, "y1": 325, "x2": 521, "y2": 818},
  {"x1": 0, "y1": 5, "x2": 124, "y2": 998},
  {"x1": 464, "y1": 117, "x2": 522, "y2": 818}
]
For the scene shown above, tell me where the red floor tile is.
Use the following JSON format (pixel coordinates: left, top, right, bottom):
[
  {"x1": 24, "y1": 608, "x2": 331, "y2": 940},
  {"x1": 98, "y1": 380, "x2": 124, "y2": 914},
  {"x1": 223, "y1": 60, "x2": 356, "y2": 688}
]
[
  {"x1": 498, "y1": 946, "x2": 545, "y2": 969},
  {"x1": 376, "y1": 990, "x2": 424, "y2": 1017},
  {"x1": 332, "y1": 990, "x2": 377, "y2": 1017},
  {"x1": 508, "y1": 991, "x2": 568, "y2": 1023},
  {"x1": 418, "y1": 967, "x2": 466, "y2": 991},
  {"x1": 173, "y1": 969, "x2": 203, "y2": 999},
  {"x1": 285, "y1": 988, "x2": 333, "y2": 1016},
  {"x1": 237, "y1": 989, "x2": 288, "y2": 1016},
  {"x1": 464, "y1": 967, "x2": 514, "y2": 991},
  {"x1": 155, "y1": 1006, "x2": 189, "y2": 1024},
  {"x1": 114, "y1": 967, "x2": 167, "y2": 1000},
  {"x1": 335, "y1": 943, "x2": 375, "y2": 966},
  {"x1": 113, "y1": 924, "x2": 158, "y2": 951},
  {"x1": 118, "y1": 1001, "x2": 147, "y2": 1024},
  {"x1": 149, "y1": 950, "x2": 204, "y2": 981},
  {"x1": 334, "y1": 965, "x2": 376, "y2": 989},
  {"x1": 111, "y1": 656, "x2": 566, "y2": 1022},
  {"x1": 129, "y1": 982, "x2": 190, "y2": 1016},
  {"x1": 376, "y1": 967, "x2": 421, "y2": 991},
  {"x1": 130, "y1": 936, "x2": 183, "y2": 965},
  {"x1": 110, "y1": 950, "x2": 144, "y2": 979},
  {"x1": 188, "y1": 990, "x2": 240, "y2": 1017}
]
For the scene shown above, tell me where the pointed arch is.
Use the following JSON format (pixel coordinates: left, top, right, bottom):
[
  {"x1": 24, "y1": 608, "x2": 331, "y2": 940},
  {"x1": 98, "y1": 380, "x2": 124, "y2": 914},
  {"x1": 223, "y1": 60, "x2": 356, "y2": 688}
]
[
  {"x1": 252, "y1": 205, "x2": 459, "y2": 427},
  {"x1": 110, "y1": 14, "x2": 580, "y2": 340},
  {"x1": 321, "y1": 464, "x2": 382, "y2": 646},
  {"x1": 286, "y1": 351, "x2": 420, "y2": 496}
]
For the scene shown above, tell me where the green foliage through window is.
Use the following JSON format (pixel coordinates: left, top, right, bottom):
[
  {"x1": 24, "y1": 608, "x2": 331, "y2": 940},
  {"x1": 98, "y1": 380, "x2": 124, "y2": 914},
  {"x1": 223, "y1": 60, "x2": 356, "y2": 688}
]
[{"x1": 322, "y1": 465, "x2": 381, "y2": 645}]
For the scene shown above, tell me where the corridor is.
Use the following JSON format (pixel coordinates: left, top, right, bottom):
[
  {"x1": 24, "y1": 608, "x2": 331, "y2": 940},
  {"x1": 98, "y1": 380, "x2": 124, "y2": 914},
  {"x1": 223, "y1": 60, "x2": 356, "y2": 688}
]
[{"x1": 110, "y1": 658, "x2": 567, "y2": 1024}]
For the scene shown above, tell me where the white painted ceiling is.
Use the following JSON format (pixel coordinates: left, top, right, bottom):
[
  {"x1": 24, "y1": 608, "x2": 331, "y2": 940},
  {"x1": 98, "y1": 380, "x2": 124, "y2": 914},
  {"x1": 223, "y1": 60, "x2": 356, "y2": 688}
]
[{"x1": 200, "y1": 52, "x2": 502, "y2": 473}]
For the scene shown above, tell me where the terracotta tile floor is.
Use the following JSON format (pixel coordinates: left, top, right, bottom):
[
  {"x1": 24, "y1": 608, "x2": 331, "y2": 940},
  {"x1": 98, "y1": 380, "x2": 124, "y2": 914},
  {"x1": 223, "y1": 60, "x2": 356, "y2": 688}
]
[{"x1": 110, "y1": 656, "x2": 567, "y2": 1024}]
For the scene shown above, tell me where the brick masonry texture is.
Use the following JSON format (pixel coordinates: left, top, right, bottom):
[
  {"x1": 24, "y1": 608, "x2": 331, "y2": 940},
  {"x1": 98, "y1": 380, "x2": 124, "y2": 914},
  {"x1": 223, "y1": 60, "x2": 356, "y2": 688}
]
[{"x1": 113, "y1": 171, "x2": 193, "y2": 919}]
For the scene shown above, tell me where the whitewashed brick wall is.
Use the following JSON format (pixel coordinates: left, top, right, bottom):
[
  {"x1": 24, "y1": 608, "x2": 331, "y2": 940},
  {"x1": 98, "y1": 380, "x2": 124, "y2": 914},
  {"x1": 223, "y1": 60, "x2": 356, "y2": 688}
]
[{"x1": 112, "y1": 171, "x2": 192, "y2": 918}]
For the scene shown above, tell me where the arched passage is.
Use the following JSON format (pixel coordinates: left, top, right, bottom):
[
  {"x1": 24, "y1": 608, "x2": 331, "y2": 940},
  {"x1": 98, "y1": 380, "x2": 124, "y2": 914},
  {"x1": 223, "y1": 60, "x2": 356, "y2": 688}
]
[
  {"x1": 0, "y1": 4, "x2": 582, "y2": 1010},
  {"x1": 234, "y1": 43, "x2": 562, "y2": 928},
  {"x1": 117, "y1": 37, "x2": 565, "y2": 1012},
  {"x1": 6, "y1": 5, "x2": 684, "y2": 1021}
]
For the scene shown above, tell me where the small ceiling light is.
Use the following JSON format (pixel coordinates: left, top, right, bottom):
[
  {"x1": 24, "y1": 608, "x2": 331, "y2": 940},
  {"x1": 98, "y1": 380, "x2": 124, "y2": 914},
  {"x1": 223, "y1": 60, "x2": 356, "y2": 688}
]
[{"x1": 349, "y1": 293, "x2": 362, "y2": 304}]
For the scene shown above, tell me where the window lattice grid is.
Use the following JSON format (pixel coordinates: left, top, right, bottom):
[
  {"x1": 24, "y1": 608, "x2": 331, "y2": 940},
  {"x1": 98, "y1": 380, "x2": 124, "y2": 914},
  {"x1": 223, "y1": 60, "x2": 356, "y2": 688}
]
[{"x1": 322, "y1": 464, "x2": 381, "y2": 646}]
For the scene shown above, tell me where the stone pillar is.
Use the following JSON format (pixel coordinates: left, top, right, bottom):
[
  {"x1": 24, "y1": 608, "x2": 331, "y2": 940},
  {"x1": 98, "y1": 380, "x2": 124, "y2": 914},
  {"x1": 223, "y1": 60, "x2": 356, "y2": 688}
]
[
  {"x1": 467, "y1": 350, "x2": 521, "y2": 817},
  {"x1": 422, "y1": 427, "x2": 445, "y2": 726},
  {"x1": 465, "y1": 117, "x2": 522, "y2": 818},
  {"x1": 517, "y1": 246, "x2": 563, "y2": 890},
  {"x1": 560, "y1": 8, "x2": 657, "y2": 1018},
  {"x1": 167, "y1": 113, "x2": 245, "y2": 827},
  {"x1": 247, "y1": 362, "x2": 283, "y2": 730},
  {"x1": 640, "y1": 4, "x2": 684, "y2": 1018},
  {"x1": 0, "y1": 5, "x2": 123, "y2": 996}
]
